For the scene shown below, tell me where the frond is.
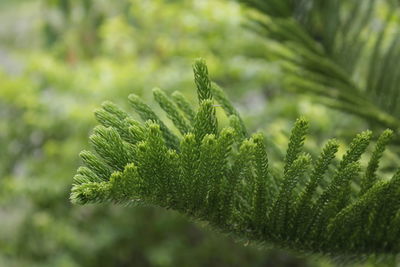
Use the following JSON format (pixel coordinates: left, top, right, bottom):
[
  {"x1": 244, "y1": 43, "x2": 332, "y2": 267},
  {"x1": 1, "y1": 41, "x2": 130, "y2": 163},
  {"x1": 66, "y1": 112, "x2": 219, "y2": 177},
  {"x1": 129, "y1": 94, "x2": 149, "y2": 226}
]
[{"x1": 71, "y1": 59, "x2": 400, "y2": 257}]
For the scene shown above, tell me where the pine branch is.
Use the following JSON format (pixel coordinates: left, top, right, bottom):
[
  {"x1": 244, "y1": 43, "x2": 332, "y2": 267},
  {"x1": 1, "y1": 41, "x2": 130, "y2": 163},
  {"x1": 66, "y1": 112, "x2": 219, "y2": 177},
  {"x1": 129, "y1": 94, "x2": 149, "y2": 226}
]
[{"x1": 71, "y1": 59, "x2": 400, "y2": 257}]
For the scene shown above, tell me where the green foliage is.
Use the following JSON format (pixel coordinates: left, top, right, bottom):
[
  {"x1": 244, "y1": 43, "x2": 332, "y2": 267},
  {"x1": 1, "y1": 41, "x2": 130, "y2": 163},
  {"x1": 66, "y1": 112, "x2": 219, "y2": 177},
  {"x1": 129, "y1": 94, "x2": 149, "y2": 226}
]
[
  {"x1": 4, "y1": 0, "x2": 400, "y2": 266},
  {"x1": 238, "y1": 0, "x2": 400, "y2": 140},
  {"x1": 71, "y1": 60, "x2": 400, "y2": 257}
]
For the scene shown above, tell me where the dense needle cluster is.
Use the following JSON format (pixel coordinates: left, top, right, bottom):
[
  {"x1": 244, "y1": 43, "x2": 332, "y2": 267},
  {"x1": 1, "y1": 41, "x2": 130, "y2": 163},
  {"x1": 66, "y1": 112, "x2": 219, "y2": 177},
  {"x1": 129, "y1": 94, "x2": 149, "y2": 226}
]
[{"x1": 71, "y1": 59, "x2": 400, "y2": 257}]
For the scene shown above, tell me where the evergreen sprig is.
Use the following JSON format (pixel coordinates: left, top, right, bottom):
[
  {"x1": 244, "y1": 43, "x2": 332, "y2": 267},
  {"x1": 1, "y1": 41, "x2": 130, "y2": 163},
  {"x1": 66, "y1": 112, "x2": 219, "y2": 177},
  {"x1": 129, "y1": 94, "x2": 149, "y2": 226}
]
[{"x1": 71, "y1": 59, "x2": 400, "y2": 257}]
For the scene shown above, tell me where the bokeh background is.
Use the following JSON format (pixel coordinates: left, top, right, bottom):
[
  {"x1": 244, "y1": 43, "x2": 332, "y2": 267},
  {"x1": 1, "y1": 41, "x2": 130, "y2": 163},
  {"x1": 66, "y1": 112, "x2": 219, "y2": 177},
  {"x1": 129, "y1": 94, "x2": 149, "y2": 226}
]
[{"x1": 0, "y1": 0, "x2": 396, "y2": 266}]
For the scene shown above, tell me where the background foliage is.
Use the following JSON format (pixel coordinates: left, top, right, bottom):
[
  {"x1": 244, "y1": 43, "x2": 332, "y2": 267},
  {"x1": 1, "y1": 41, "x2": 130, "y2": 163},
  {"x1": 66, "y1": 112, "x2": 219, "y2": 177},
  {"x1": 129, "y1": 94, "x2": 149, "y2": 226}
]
[{"x1": 0, "y1": 0, "x2": 398, "y2": 266}]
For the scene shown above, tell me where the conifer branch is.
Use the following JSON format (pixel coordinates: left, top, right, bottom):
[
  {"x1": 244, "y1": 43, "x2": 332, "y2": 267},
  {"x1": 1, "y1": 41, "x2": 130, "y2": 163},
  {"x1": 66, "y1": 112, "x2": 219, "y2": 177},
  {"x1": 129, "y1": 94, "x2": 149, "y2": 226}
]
[{"x1": 71, "y1": 59, "x2": 400, "y2": 257}]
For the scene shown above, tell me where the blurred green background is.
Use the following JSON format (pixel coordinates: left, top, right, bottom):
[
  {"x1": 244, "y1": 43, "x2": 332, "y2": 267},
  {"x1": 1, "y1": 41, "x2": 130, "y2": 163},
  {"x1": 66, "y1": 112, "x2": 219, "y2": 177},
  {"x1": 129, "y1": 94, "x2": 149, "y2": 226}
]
[{"x1": 0, "y1": 0, "x2": 395, "y2": 266}]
